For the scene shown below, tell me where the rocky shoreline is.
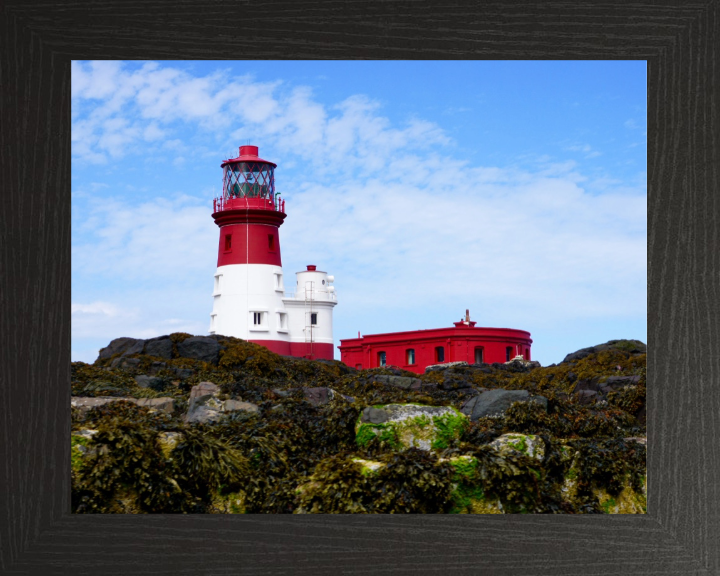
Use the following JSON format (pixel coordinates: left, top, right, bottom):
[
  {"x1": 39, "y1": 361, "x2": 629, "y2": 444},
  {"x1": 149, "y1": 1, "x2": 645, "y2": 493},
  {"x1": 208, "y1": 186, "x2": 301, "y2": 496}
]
[{"x1": 71, "y1": 334, "x2": 646, "y2": 514}]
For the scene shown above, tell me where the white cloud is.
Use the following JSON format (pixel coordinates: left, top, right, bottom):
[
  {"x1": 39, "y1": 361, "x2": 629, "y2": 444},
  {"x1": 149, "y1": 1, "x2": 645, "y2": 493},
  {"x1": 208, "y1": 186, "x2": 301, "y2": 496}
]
[{"x1": 72, "y1": 195, "x2": 216, "y2": 281}]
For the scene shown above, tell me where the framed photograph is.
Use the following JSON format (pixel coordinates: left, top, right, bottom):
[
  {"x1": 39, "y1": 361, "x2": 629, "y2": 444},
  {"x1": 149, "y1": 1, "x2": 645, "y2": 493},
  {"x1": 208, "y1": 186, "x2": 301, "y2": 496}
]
[{"x1": 2, "y1": 1, "x2": 717, "y2": 574}]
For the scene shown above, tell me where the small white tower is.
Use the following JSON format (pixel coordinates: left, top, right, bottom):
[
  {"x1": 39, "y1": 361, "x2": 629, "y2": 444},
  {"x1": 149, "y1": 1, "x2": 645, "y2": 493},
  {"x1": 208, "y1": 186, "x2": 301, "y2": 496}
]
[{"x1": 283, "y1": 265, "x2": 337, "y2": 359}]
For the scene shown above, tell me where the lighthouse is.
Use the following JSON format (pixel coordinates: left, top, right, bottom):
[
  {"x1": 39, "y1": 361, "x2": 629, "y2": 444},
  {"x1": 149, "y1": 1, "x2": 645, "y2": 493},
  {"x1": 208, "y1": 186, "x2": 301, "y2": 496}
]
[{"x1": 208, "y1": 145, "x2": 337, "y2": 360}]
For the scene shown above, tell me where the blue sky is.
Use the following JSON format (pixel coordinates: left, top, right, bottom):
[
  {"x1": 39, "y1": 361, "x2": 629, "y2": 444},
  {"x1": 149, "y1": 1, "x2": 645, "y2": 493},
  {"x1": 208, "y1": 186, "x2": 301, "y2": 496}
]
[{"x1": 71, "y1": 60, "x2": 647, "y2": 365}]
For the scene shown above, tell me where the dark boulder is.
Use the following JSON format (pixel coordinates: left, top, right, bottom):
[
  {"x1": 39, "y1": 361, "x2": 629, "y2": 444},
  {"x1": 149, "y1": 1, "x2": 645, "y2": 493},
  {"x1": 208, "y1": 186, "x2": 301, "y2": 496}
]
[
  {"x1": 303, "y1": 387, "x2": 335, "y2": 407},
  {"x1": 562, "y1": 340, "x2": 647, "y2": 363},
  {"x1": 144, "y1": 336, "x2": 173, "y2": 360},
  {"x1": 98, "y1": 337, "x2": 145, "y2": 360},
  {"x1": 176, "y1": 336, "x2": 221, "y2": 364},
  {"x1": 460, "y1": 389, "x2": 548, "y2": 421}
]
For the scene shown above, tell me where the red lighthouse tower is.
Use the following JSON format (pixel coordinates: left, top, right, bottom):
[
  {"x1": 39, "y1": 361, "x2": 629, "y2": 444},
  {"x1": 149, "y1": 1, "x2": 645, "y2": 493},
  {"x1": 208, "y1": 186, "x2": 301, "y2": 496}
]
[
  {"x1": 209, "y1": 145, "x2": 338, "y2": 359},
  {"x1": 209, "y1": 145, "x2": 289, "y2": 349}
]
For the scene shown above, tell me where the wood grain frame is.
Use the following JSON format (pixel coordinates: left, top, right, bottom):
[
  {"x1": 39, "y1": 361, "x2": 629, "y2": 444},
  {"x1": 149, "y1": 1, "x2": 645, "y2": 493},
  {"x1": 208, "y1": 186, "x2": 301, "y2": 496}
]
[{"x1": 1, "y1": 2, "x2": 718, "y2": 574}]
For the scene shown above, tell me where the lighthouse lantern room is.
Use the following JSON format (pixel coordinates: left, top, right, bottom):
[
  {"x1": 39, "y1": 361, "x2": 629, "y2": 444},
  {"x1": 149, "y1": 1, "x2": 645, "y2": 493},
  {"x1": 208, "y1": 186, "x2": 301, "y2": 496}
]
[{"x1": 209, "y1": 145, "x2": 337, "y2": 360}]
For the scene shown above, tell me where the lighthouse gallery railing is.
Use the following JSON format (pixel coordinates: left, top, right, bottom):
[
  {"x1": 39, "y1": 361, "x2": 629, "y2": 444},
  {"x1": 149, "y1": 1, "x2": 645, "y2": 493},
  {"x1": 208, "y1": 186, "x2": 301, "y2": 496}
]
[{"x1": 213, "y1": 195, "x2": 285, "y2": 214}]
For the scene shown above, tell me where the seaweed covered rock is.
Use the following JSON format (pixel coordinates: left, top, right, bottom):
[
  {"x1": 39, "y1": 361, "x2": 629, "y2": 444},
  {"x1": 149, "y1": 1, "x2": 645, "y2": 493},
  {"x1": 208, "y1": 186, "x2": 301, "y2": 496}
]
[
  {"x1": 144, "y1": 335, "x2": 173, "y2": 360},
  {"x1": 72, "y1": 396, "x2": 176, "y2": 418},
  {"x1": 295, "y1": 450, "x2": 456, "y2": 513},
  {"x1": 443, "y1": 454, "x2": 504, "y2": 514},
  {"x1": 98, "y1": 337, "x2": 145, "y2": 360},
  {"x1": 355, "y1": 404, "x2": 468, "y2": 450},
  {"x1": 562, "y1": 339, "x2": 647, "y2": 363}
]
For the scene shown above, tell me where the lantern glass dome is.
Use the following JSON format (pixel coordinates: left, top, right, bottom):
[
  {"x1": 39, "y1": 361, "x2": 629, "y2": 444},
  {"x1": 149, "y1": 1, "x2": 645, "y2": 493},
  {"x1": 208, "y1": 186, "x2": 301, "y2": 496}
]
[{"x1": 224, "y1": 161, "x2": 275, "y2": 199}]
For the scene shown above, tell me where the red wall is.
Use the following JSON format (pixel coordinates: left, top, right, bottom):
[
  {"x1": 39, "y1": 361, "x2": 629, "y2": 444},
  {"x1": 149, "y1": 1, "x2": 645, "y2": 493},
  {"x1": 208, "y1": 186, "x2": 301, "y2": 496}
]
[
  {"x1": 250, "y1": 339, "x2": 334, "y2": 361},
  {"x1": 216, "y1": 223, "x2": 282, "y2": 267},
  {"x1": 338, "y1": 326, "x2": 532, "y2": 374}
]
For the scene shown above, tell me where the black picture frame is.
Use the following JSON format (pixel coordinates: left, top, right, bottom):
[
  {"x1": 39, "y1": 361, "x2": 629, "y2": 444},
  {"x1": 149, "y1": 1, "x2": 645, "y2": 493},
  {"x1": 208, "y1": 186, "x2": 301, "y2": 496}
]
[{"x1": 1, "y1": 1, "x2": 717, "y2": 574}]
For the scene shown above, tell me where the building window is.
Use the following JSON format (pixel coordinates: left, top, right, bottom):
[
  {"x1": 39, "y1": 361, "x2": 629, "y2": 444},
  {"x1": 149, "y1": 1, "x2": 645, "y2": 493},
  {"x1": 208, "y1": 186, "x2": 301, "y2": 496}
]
[
  {"x1": 274, "y1": 273, "x2": 283, "y2": 291},
  {"x1": 224, "y1": 234, "x2": 232, "y2": 251},
  {"x1": 406, "y1": 349, "x2": 415, "y2": 365},
  {"x1": 435, "y1": 346, "x2": 445, "y2": 363},
  {"x1": 525, "y1": 348, "x2": 530, "y2": 360},
  {"x1": 474, "y1": 347, "x2": 484, "y2": 364},
  {"x1": 268, "y1": 234, "x2": 275, "y2": 251},
  {"x1": 277, "y1": 312, "x2": 288, "y2": 331},
  {"x1": 250, "y1": 311, "x2": 268, "y2": 331},
  {"x1": 310, "y1": 313, "x2": 317, "y2": 325},
  {"x1": 355, "y1": 364, "x2": 363, "y2": 370},
  {"x1": 506, "y1": 346, "x2": 513, "y2": 362},
  {"x1": 378, "y1": 351, "x2": 386, "y2": 367},
  {"x1": 213, "y1": 274, "x2": 222, "y2": 294}
]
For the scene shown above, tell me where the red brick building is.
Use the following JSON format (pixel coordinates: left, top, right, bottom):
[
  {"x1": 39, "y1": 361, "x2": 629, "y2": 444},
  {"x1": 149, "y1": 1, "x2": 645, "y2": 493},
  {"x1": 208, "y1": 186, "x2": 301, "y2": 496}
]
[{"x1": 338, "y1": 312, "x2": 532, "y2": 374}]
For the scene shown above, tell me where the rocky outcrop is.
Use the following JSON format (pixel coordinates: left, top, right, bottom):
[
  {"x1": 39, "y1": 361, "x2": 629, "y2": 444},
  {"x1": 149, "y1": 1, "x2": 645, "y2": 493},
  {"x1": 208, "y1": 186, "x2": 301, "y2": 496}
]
[
  {"x1": 562, "y1": 339, "x2": 647, "y2": 363},
  {"x1": 98, "y1": 337, "x2": 145, "y2": 360},
  {"x1": 176, "y1": 336, "x2": 221, "y2": 364},
  {"x1": 144, "y1": 335, "x2": 173, "y2": 359},
  {"x1": 185, "y1": 382, "x2": 258, "y2": 423},
  {"x1": 460, "y1": 389, "x2": 547, "y2": 421}
]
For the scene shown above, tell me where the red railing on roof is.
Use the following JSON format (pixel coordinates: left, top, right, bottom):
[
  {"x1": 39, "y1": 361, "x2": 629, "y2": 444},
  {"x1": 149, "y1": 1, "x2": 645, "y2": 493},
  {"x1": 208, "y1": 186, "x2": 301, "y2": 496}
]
[{"x1": 213, "y1": 195, "x2": 285, "y2": 214}]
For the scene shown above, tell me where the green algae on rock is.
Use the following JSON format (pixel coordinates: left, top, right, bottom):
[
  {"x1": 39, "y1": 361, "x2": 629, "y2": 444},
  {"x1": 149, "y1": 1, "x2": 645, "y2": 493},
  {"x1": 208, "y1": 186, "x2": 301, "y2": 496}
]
[
  {"x1": 355, "y1": 404, "x2": 468, "y2": 451},
  {"x1": 490, "y1": 433, "x2": 546, "y2": 461}
]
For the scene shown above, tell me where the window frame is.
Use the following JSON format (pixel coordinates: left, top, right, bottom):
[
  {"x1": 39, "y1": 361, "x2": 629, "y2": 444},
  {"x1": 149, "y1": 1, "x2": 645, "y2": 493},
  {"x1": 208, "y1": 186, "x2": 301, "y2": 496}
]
[{"x1": 406, "y1": 348, "x2": 416, "y2": 366}]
